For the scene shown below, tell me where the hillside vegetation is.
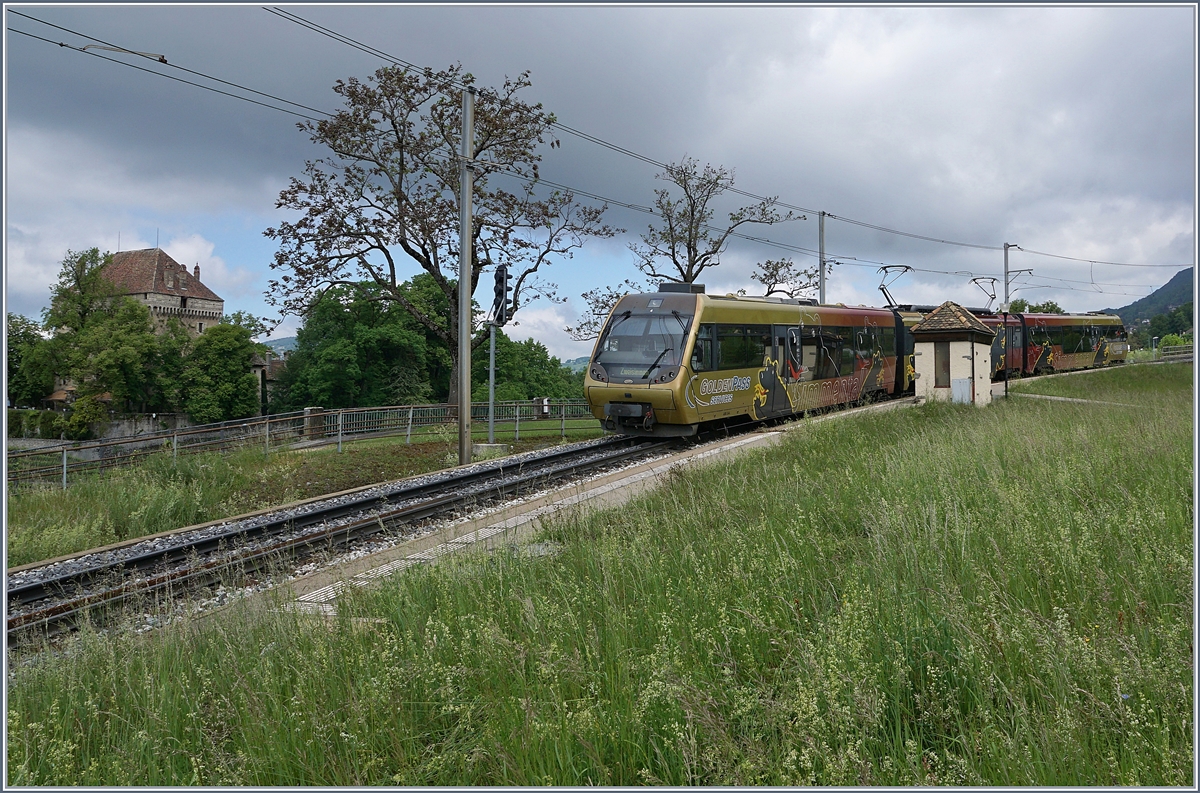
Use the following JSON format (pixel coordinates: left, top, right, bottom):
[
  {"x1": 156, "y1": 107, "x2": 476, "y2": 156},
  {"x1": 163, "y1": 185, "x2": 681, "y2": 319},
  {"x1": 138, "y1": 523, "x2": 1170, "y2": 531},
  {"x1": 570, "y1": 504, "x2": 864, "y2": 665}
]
[{"x1": 8, "y1": 363, "x2": 1192, "y2": 785}]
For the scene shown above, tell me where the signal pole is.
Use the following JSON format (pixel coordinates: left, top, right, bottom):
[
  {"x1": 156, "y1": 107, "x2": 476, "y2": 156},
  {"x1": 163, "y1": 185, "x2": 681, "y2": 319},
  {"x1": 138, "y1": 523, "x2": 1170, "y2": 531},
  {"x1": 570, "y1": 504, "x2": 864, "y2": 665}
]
[
  {"x1": 818, "y1": 211, "x2": 826, "y2": 304},
  {"x1": 458, "y1": 87, "x2": 476, "y2": 466}
]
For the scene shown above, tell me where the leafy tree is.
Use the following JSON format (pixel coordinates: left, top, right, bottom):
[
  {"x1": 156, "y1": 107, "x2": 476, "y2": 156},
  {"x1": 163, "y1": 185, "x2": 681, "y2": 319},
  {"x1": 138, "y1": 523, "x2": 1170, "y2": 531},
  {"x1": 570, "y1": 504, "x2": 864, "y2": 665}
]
[
  {"x1": 31, "y1": 248, "x2": 166, "y2": 413},
  {"x1": 179, "y1": 324, "x2": 263, "y2": 423},
  {"x1": 264, "y1": 63, "x2": 618, "y2": 404},
  {"x1": 43, "y1": 248, "x2": 119, "y2": 333},
  {"x1": 1149, "y1": 302, "x2": 1192, "y2": 338},
  {"x1": 275, "y1": 283, "x2": 438, "y2": 410},
  {"x1": 222, "y1": 311, "x2": 270, "y2": 339},
  {"x1": 750, "y1": 257, "x2": 823, "y2": 298},
  {"x1": 631, "y1": 157, "x2": 794, "y2": 285},
  {"x1": 66, "y1": 298, "x2": 162, "y2": 411},
  {"x1": 471, "y1": 331, "x2": 580, "y2": 402},
  {"x1": 6, "y1": 313, "x2": 51, "y2": 407},
  {"x1": 1009, "y1": 298, "x2": 1065, "y2": 314}
]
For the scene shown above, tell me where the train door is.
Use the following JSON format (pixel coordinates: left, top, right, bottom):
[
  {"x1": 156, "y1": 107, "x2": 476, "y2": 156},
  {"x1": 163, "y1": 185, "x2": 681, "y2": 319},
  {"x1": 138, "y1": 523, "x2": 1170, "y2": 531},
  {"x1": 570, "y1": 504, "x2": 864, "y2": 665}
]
[
  {"x1": 762, "y1": 325, "x2": 794, "y2": 416},
  {"x1": 782, "y1": 327, "x2": 804, "y2": 383}
]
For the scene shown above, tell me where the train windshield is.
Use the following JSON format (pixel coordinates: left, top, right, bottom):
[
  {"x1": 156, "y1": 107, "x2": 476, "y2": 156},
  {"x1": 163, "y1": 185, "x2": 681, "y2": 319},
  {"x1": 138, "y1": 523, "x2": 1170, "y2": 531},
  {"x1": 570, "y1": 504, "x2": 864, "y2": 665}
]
[{"x1": 593, "y1": 311, "x2": 693, "y2": 379}]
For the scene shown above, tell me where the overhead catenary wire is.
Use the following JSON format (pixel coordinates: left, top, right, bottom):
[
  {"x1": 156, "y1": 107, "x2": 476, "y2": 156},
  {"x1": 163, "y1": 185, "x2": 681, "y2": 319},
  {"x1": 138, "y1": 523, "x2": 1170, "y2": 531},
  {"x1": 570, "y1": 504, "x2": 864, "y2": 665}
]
[
  {"x1": 7, "y1": 26, "x2": 327, "y2": 122},
  {"x1": 9, "y1": 11, "x2": 333, "y2": 119}
]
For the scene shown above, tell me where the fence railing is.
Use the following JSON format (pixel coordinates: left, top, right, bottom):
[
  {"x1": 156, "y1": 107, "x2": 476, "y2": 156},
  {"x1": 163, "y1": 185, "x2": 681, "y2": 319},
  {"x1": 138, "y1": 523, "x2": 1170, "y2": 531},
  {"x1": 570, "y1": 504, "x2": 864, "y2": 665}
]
[
  {"x1": 1158, "y1": 344, "x2": 1193, "y2": 360},
  {"x1": 6, "y1": 400, "x2": 599, "y2": 489}
]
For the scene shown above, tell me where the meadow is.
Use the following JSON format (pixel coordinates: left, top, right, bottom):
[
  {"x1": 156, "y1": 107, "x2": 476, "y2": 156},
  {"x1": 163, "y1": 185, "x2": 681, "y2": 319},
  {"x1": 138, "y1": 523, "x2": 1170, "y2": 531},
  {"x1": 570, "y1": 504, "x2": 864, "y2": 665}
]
[{"x1": 6, "y1": 362, "x2": 1193, "y2": 785}]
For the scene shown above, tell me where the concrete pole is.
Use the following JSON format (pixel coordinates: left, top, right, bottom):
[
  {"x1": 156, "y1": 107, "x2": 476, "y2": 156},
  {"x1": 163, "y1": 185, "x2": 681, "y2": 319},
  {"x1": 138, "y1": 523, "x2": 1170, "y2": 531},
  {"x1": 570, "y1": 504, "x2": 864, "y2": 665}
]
[
  {"x1": 458, "y1": 86, "x2": 476, "y2": 466},
  {"x1": 488, "y1": 322, "x2": 496, "y2": 444},
  {"x1": 62, "y1": 447, "x2": 67, "y2": 490},
  {"x1": 337, "y1": 409, "x2": 343, "y2": 453},
  {"x1": 818, "y1": 211, "x2": 826, "y2": 304}
]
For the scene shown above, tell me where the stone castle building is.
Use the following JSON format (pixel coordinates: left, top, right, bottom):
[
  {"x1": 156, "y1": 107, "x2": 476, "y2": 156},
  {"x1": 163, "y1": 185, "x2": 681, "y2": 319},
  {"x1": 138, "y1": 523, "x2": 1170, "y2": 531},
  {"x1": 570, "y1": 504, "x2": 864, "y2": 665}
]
[{"x1": 104, "y1": 247, "x2": 224, "y2": 336}]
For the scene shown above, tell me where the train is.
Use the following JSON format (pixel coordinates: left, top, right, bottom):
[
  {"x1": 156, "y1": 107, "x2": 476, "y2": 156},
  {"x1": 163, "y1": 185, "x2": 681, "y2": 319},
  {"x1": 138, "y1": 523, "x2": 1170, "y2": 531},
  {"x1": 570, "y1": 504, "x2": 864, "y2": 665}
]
[{"x1": 583, "y1": 283, "x2": 1128, "y2": 437}]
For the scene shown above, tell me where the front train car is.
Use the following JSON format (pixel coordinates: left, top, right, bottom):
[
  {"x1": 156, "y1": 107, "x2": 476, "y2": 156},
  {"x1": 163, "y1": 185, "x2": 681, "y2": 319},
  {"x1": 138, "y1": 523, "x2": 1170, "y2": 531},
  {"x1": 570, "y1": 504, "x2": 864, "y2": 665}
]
[{"x1": 585, "y1": 285, "x2": 904, "y2": 436}]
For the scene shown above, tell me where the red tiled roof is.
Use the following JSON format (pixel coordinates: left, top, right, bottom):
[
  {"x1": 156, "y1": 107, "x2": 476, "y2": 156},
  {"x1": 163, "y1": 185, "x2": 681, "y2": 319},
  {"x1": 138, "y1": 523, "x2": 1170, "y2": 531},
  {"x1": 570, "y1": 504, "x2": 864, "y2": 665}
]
[
  {"x1": 911, "y1": 301, "x2": 996, "y2": 336},
  {"x1": 104, "y1": 248, "x2": 223, "y2": 302}
]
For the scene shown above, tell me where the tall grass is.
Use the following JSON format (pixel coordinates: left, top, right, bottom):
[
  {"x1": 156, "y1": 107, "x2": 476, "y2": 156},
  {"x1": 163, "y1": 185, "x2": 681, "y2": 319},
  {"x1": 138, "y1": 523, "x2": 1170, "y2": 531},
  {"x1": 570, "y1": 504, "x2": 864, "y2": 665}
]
[{"x1": 7, "y1": 364, "x2": 1192, "y2": 785}]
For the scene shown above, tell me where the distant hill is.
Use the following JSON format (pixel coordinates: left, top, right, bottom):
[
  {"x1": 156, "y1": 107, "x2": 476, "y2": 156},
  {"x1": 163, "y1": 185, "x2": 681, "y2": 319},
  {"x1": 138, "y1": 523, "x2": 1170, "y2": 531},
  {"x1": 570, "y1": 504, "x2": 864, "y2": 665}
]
[
  {"x1": 263, "y1": 336, "x2": 297, "y2": 354},
  {"x1": 562, "y1": 356, "x2": 590, "y2": 373},
  {"x1": 1103, "y1": 267, "x2": 1193, "y2": 323}
]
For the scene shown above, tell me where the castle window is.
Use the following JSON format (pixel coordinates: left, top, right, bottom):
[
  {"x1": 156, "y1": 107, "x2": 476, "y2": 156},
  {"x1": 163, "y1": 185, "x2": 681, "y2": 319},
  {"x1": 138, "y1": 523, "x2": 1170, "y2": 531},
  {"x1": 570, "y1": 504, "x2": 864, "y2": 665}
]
[
  {"x1": 180, "y1": 297, "x2": 188, "y2": 309},
  {"x1": 197, "y1": 322, "x2": 205, "y2": 333}
]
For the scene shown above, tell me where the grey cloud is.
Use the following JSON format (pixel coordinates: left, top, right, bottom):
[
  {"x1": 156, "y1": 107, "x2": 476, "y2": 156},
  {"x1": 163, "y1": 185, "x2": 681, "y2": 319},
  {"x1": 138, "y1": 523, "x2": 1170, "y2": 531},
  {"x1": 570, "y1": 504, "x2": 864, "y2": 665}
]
[{"x1": 4, "y1": 4, "x2": 1193, "y2": 332}]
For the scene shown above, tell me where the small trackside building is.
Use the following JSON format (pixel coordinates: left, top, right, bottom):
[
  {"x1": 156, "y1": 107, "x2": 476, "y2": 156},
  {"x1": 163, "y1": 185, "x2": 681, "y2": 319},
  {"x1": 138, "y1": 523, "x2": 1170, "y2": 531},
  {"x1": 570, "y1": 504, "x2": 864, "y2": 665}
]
[{"x1": 911, "y1": 301, "x2": 996, "y2": 407}]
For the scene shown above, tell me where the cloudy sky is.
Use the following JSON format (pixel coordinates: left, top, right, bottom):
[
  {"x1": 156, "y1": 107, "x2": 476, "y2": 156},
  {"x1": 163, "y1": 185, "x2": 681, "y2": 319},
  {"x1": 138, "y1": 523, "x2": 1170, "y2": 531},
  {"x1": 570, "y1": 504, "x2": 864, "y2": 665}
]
[{"x1": 4, "y1": 4, "x2": 1195, "y2": 360}]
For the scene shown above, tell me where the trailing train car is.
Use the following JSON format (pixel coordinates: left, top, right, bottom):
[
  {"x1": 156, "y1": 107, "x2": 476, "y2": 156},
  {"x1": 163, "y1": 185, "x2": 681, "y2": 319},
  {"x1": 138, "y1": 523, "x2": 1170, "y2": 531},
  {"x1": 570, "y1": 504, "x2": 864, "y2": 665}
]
[
  {"x1": 894, "y1": 306, "x2": 1128, "y2": 380},
  {"x1": 1017, "y1": 312, "x2": 1128, "y2": 374},
  {"x1": 585, "y1": 285, "x2": 906, "y2": 437}
]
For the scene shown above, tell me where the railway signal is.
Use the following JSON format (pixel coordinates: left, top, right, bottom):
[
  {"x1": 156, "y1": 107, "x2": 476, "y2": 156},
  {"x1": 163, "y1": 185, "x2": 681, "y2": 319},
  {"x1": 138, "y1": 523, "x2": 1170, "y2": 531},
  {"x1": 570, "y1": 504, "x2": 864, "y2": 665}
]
[{"x1": 492, "y1": 264, "x2": 512, "y2": 326}]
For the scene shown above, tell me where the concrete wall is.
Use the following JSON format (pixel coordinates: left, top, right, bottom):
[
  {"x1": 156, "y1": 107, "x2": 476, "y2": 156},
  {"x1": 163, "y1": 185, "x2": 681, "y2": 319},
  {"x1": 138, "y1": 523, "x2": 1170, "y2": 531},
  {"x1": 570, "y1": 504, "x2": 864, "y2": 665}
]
[
  {"x1": 914, "y1": 339, "x2": 992, "y2": 406},
  {"x1": 100, "y1": 413, "x2": 193, "y2": 440}
]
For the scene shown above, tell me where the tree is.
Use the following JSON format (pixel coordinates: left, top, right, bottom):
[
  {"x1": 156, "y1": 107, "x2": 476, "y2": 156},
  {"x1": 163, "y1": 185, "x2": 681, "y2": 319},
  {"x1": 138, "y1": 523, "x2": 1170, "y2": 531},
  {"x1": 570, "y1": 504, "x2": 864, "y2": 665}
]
[
  {"x1": 179, "y1": 324, "x2": 263, "y2": 423},
  {"x1": 1009, "y1": 298, "x2": 1064, "y2": 314},
  {"x1": 43, "y1": 248, "x2": 119, "y2": 333},
  {"x1": 471, "y1": 331, "x2": 580, "y2": 402},
  {"x1": 222, "y1": 311, "x2": 270, "y2": 339},
  {"x1": 35, "y1": 248, "x2": 165, "y2": 413},
  {"x1": 275, "y1": 283, "x2": 437, "y2": 410},
  {"x1": 264, "y1": 64, "x2": 618, "y2": 404},
  {"x1": 750, "y1": 257, "x2": 822, "y2": 298},
  {"x1": 6, "y1": 313, "x2": 51, "y2": 407},
  {"x1": 630, "y1": 157, "x2": 795, "y2": 285}
]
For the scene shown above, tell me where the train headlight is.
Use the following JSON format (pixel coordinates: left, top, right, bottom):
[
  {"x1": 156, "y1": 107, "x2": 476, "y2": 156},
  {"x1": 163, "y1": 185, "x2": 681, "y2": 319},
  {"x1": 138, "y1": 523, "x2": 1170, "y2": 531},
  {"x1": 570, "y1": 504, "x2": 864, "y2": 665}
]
[{"x1": 589, "y1": 363, "x2": 609, "y2": 383}]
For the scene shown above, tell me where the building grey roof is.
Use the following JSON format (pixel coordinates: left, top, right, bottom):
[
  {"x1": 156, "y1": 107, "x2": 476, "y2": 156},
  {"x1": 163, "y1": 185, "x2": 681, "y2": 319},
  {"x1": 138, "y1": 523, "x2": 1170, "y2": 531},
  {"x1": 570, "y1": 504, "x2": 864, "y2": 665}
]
[
  {"x1": 104, "y1": 248, "x2": 223, "y2": 302},
  {"x1": 911, "y1": 301, "x2": 996, "y2": 337}
]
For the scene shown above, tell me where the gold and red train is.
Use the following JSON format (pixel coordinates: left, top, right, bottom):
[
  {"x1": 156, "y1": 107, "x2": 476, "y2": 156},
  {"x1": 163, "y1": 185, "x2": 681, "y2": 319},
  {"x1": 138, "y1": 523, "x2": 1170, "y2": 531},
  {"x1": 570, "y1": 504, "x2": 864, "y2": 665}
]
[{"x1": 584, "y1": 284, "x2": 1128, "y2": 437}]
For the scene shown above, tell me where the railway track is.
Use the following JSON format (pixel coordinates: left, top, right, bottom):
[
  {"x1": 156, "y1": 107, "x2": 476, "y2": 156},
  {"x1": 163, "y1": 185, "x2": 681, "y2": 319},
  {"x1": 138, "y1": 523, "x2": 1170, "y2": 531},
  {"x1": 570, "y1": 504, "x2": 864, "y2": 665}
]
[{"x1": 7, "y1": 435, "x2": 674, "y2": 641}]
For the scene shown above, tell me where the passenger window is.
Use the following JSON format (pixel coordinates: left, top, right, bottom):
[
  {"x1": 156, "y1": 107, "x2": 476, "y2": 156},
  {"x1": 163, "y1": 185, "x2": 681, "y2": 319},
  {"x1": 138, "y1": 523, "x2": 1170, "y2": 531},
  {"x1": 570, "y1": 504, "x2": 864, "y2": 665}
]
[
  {"x1": 881, "y1": 327, "x2": 895, "y2": 356},
  {"x1": 717, "y1": 325, "x2": 765, "y2": 370}
]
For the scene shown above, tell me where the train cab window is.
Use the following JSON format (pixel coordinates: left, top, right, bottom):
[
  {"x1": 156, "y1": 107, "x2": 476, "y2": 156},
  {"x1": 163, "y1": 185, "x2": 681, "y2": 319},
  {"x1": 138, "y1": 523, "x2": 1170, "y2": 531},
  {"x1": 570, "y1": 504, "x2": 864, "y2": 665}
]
[
  {"x1": 1108, "y1": 325, "x2": 1126, "y2": 341},
  {"x1": 691, "y1": 325, "x2": 715, "y2": 371},
  {"x1": 880, "y1": 326, "x2": 896, "y2": 356},
  {"x1": 934, "y1": 342, "x2": 950, "y2": 388}
]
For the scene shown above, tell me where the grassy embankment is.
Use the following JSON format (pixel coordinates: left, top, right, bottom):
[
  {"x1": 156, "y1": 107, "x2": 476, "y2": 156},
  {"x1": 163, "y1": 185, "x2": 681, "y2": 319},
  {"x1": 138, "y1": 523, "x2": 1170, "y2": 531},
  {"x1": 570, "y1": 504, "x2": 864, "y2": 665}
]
[
  {"x1": 7, "y1": 363, "x2": 1193, "y2": 785},
  {"x1": 6, "y1": 424, "x2": 603, "y2": 569}
]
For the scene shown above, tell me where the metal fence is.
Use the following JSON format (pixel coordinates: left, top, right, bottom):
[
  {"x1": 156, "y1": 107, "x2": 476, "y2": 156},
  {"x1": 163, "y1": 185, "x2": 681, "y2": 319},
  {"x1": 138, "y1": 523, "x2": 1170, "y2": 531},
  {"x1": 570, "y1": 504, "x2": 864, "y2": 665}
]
[
  {"x1": 6, "y1": 400, "x2": 599, "y2": 490},
  {"x1": 1158, "y1": 344, "x2": 1194, "y2": 361}
]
